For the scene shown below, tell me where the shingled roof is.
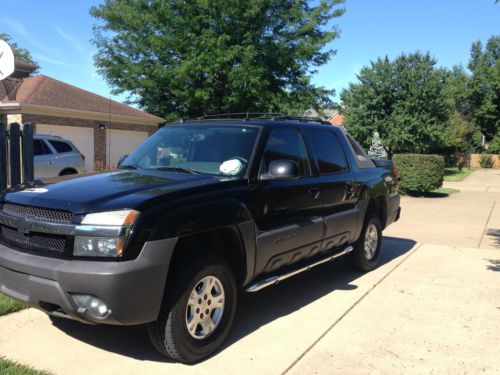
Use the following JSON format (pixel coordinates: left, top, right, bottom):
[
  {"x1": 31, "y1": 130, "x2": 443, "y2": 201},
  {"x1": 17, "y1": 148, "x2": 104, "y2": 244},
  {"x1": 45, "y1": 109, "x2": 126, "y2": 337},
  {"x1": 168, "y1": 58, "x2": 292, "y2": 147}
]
[{"x1": 0, "y1": 74, "x2": 164, "y2": 123}]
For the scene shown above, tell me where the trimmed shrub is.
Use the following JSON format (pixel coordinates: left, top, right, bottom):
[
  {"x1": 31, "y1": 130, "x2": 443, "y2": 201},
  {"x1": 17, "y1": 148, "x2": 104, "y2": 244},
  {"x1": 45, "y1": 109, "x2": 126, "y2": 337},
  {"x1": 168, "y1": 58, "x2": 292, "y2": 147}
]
[
  {"x1": 393, "y1": 154, "x2": 445, "y2": 195},
  {"x1": 479, "y1": 154, "x2": 494, "y2": 168}
]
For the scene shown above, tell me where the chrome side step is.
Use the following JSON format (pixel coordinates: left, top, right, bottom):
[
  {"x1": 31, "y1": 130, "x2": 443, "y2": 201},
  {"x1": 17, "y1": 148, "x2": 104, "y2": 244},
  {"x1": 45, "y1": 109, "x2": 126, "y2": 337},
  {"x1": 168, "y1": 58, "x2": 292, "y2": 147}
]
[{"x1": 245, "y1": 245, "x2": 354, "y2": 293}]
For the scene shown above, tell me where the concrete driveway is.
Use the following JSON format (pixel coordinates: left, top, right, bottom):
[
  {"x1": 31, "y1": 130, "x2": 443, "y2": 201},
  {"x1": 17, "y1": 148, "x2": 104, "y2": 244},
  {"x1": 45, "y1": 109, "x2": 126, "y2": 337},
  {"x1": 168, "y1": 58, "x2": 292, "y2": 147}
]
[{"x1": 0, "y1": 169, "x2": 499, "y2": 374}]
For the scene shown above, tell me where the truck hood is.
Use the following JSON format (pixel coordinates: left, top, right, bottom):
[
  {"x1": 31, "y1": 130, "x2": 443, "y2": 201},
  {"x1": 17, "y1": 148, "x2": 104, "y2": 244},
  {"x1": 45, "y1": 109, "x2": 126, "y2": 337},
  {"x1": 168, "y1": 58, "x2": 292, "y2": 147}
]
[{"x1": 2, "y1": 170, "x2": 228, "y2": 214}]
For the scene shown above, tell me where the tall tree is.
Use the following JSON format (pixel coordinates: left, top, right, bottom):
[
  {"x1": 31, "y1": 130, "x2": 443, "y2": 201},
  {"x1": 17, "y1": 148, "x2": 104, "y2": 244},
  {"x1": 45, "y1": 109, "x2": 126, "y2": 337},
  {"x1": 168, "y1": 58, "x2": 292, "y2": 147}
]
[
  {"x1": 0, "y1": 32, "x2": 39, "y2": 72},
  {"x1": 467, "y1": 35, "x2": 500, "y2": 142},
  {"x1": 444, "y1": 65, "x2": 481, "y2": 152},
  {"x1": 90, "y1": 0, "x2": 344, "y2": 121},
  {"x1": 340, "y1": 52, "x2": 452, "y2": 157}
]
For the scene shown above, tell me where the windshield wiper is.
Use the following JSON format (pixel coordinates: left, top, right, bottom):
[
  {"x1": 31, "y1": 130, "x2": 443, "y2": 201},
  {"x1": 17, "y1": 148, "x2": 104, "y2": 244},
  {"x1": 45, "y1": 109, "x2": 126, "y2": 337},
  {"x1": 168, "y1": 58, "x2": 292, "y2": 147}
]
[
  {"x1": 155, "y1": 166, "x2": 200, "y2": 174},
  {"x1": 119, "y1": 164, "x2": 142, "y2": 170}
]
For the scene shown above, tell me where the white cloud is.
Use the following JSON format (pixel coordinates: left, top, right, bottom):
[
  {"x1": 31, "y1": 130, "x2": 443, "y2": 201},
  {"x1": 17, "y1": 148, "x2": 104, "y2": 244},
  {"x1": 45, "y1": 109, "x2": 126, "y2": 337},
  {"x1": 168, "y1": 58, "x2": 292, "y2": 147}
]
[
  {"x1": 33, "y1": 53, "x2": 73, "y2": 67},
  {"x1": 0, "y1": 16, "x2": 49, "y2": 52},
  {"x1": 54, "y1": 25, "x2": 91, "y2": 61}
]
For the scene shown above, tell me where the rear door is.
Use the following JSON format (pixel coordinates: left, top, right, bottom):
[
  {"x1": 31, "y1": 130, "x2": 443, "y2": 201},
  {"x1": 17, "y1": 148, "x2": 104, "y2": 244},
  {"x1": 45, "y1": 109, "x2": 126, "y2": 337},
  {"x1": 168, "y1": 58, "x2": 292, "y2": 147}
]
[
  {"x1": 305, "y1": 128, "x2": 360, "y2": 251},
  {"x1": 45, "y1": 139, "x2": 77, "y2": 175},
  {"x1": 254, "y1": 128, "x2": 324, "y2": 276}
]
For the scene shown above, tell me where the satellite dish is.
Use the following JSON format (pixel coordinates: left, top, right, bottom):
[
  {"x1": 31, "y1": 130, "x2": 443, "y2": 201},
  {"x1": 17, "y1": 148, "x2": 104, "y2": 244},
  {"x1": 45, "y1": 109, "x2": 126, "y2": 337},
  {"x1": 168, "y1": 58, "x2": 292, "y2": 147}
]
[{"x1": 0, "y1": 40, "x2": 15, "y2": 80}]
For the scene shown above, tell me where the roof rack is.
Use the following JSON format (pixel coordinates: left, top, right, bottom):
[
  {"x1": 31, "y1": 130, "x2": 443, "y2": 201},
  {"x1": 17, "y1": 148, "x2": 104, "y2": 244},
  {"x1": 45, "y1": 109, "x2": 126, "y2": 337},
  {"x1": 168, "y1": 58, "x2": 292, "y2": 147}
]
[
  {"x1": 196, "y1": 113, "x2": 284, "y2": 120},
  {"x1": 270, "y1": 115, "x2": 332, "y2": 125},
  {"x1": 191, "y1": 113, "x2": 331, "y2": 125}
]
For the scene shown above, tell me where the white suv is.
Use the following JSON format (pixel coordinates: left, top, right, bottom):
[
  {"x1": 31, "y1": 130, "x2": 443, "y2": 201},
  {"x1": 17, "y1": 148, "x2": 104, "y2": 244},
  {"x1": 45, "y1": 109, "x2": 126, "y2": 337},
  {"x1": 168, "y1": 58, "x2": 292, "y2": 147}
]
[{"x1": 34, "y1": 135, "x2": 86, "y2": 178}]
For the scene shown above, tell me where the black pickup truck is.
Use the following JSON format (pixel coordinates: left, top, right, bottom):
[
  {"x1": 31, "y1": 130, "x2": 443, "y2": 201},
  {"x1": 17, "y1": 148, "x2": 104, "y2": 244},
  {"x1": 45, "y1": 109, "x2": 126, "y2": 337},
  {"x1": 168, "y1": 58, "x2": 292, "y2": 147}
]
[{"x1": 0, "y1": 116, "x2": 400, "y2": 363}]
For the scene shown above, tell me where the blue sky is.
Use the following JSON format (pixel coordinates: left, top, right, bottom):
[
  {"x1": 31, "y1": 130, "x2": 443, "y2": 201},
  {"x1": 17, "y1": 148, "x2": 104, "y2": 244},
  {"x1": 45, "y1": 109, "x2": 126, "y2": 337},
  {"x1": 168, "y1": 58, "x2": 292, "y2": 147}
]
[{"x1": 0, "y1": 0, "x2": 499, "y2": 105}]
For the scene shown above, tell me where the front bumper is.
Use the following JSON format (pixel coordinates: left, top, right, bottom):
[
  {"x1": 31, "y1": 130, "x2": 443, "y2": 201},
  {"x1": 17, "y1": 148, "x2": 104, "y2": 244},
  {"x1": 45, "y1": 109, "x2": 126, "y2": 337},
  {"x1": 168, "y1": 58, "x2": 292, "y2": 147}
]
[{"x1": 0, "y1": 237, "x2": 177, "y2": 325}]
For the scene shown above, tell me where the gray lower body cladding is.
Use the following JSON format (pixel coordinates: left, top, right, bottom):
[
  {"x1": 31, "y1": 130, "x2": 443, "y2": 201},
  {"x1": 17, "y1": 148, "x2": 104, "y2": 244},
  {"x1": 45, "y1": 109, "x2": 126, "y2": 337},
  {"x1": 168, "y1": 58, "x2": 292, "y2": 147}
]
[{"x1": 0, "y1": 237, "x2": 177, "y2": 325}]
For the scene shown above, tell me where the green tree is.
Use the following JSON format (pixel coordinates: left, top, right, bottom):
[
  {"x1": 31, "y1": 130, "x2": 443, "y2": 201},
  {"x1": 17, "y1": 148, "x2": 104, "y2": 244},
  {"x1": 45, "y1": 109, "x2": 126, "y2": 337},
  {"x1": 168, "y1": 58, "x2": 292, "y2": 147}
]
[
  {"x1": 340, "y1": 52, "x2": 452, "y2": 158},
  {"x1": 0, "y1": 32, "x2": 39, "y2": 72},
  {"x1": 467, "y1": 35, "x2": 500, "y2": 142},
  {"x1": 90, "y1": 0, "x2": 344, "y2": 121},
  {"x1": 443, "y1": 65, "x2": 480, "y2": 152}
]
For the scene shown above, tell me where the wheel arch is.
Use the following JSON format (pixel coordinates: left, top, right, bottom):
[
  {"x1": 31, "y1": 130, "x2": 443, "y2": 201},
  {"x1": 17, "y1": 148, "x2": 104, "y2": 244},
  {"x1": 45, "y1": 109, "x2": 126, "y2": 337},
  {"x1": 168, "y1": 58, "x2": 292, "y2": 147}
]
[
  {"x1": 367, "y1": 195, "x2": 388, "y2": 229},
  {"x1": 167, "y1": 222, "x2": 255, "y2": 288},
  {"x1": 58, "y1": 167, "x2": 78, "y2": 176}
]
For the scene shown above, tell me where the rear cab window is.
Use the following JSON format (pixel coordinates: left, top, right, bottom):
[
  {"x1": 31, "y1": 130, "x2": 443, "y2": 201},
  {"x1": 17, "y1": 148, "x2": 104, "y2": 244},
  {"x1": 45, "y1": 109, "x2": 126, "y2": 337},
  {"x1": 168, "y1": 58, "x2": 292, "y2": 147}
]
[
  {"x1": 49, "y1": 140, "x2": 73, "y2": 153},
  {"x1": 345, "y1": 133, "x2": 375, "y2": 169}
]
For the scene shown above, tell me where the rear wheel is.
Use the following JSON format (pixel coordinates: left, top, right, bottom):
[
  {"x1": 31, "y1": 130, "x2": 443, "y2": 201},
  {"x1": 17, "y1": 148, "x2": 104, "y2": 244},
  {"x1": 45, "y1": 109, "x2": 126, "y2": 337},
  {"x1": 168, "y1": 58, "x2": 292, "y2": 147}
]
[
  {"x1": 346, "y1": 212, "x2": 382, "y2": 271},
  {"x1": 147, "y1": 256, "x2": 237, "y2": 364}
]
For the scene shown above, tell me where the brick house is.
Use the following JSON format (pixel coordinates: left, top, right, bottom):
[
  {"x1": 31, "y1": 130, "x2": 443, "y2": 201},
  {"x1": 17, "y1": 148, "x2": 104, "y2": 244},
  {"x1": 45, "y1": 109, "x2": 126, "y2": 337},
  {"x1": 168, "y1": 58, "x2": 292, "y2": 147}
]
[
  {"x1": 0, "y1": 62, "x2": 164, "y2": 171},
  {"x1": 303, "y1": 108, "x2": 344, "y2": 125}
]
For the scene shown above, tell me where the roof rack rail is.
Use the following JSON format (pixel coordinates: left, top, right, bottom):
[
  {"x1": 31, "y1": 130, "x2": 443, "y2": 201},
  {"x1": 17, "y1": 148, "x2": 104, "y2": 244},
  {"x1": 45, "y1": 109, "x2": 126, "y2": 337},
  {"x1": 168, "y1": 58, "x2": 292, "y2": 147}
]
[
  {"x1": 270, "y1": 115, "x2": 332, "y2": 125},
  {"x1": 196, "y1": 113, "x2": 284, "y2": 120}
]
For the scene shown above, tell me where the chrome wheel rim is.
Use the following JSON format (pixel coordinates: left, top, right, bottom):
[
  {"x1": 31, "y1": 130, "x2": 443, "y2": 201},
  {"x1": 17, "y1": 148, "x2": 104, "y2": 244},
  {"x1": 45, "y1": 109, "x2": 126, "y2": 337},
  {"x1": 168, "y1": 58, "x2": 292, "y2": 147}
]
[
  {"x1": 364, "y1": 223, "x2": 378, "y2": 260},
  {"x1": 186, "y1": 275, "x2": 225, "y2": 340}
]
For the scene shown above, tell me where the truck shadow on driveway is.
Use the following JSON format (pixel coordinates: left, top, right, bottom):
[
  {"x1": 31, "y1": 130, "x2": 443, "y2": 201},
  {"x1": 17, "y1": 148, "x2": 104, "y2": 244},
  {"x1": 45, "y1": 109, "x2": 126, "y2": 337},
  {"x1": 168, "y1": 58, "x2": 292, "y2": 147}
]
[{"x1": 49, "y1": 236, "x2": 416, "y2": 362}]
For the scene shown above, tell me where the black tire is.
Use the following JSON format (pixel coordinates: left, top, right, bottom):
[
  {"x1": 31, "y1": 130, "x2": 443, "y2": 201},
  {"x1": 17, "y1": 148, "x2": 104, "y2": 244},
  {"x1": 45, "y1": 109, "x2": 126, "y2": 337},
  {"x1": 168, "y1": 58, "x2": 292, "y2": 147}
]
[
  {"x1": 346, "y1": 212, "x2": 382, "y2": 271},
  {"x1": 147, "y1": 255, "x2": 237, "y2": 364}
]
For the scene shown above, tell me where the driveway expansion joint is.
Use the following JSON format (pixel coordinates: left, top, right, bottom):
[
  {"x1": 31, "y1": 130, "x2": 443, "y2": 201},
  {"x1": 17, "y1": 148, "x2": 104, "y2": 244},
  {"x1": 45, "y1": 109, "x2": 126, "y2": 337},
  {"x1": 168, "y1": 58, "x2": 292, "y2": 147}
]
[
  {"x1": 478, "y1": 201, "x2": 496, "y2": 249},
  {"x1": 281, "y1": 242, "x2": 423, "y2": 375}
]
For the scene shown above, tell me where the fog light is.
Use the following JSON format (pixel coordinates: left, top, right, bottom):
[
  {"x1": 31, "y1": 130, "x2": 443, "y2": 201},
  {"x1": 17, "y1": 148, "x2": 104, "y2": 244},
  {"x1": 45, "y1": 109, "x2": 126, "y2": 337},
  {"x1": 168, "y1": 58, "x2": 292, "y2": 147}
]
[{"x1": 72, "y1": 294, "x2": 110, "y2": 317}]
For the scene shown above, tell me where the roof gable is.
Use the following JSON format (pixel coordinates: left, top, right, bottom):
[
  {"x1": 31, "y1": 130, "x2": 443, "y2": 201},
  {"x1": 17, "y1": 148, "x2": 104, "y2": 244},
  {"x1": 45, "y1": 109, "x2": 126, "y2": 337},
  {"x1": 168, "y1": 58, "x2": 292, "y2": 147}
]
[{"x1": 0, "y1": 74, "x2": 164, "y2": 123}]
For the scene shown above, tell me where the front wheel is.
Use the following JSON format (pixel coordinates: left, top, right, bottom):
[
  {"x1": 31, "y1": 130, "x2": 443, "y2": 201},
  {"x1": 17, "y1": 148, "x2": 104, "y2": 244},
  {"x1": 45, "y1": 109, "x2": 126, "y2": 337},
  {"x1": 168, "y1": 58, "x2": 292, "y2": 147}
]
[
  {"x1": 346, "y1": 212, "x2": 382, "y2": 271},
  {"x1": 147, "y1": 256, "x2": 237, "y2": 364}
]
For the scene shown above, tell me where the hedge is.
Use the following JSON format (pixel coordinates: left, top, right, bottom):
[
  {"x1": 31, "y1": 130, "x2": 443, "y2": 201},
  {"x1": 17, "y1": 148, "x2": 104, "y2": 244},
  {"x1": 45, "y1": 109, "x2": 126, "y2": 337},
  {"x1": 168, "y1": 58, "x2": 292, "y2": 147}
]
[{"x1": 393, "y1": 154, "x2": 445, "y2": 195}]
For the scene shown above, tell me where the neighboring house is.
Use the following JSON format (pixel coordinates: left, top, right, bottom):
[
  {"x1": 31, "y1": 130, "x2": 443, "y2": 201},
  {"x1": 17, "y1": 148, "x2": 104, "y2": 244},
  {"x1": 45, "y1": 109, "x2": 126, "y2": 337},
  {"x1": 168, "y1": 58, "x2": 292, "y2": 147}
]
[
  {"x1": 303, "y1": 108, "x2": 344, "y2": 126},
  {"x1": 329, "y1": 113, "x2": 344, "y2": 126},
  {"x1": 0, "y1": 62, "x2": 164, "y2": 171}
]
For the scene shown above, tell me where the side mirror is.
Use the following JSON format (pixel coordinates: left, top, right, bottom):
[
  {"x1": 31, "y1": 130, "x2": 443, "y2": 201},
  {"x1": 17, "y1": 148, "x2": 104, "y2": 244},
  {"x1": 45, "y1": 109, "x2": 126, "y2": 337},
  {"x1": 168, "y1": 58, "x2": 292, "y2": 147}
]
[
  {"x1": 260, "y1": 159, "x2": 299, "y2": 180},
  {"x1": 117, "y1": 154, "x2": 129, "y2": 168}
]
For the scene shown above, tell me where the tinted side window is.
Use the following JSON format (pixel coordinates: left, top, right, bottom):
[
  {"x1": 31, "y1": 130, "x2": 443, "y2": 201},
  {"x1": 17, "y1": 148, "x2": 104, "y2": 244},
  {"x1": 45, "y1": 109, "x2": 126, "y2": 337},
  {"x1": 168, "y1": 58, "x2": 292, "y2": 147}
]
[
  {"x1": 49, "y1": 140, "x2": 73, "y2": 153},
  {"x1": 346, "y1": 134, "x2": 376, "y2": 169},
  {"x1": 33, "y1": 140, "x2": 46, "y2": 156},
  {"x1": 262, "y1": 129, "x2": 311, "y2": 176},
  {"x1": 308, "y1": 130, "x2": 348, "y2": 174}
]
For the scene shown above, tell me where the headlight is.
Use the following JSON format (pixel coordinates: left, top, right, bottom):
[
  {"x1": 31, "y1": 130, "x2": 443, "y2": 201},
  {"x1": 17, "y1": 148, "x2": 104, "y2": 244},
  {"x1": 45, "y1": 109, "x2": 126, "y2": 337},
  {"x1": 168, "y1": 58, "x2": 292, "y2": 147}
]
[
  {"x1": 74, "y1": 236, "x2": 125, "y2": 257},
  {"x1": 75, "y1": 210, "x2": 139, "y2": 257},
  {"x1": 81, "y1": 209, "x2": 139, "y2": 226}
]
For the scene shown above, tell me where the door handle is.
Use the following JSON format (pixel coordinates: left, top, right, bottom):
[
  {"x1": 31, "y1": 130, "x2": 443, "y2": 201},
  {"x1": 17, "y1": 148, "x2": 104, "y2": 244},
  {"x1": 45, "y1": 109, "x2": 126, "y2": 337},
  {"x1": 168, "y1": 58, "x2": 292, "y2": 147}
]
[
  {"x1": 309, "y1": 188, "x2": 321, "y2": 199},
  {"x1": 48, "y1": 161, "x2": 54, "y2": 165}
]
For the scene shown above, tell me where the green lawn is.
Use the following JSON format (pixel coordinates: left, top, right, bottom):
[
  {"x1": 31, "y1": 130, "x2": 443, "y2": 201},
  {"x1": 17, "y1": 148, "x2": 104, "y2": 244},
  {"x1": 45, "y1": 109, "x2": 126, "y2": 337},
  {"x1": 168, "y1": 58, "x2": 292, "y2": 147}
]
[
  {"x1": 0, "y1": 358, "x2": 51, "y2": 375},
  {"x1": 444, "y1": 167, "x2": 475, "y2": 182},
  {"x1": 0, "y1": 294, "x2": 26, "y2": 316}
]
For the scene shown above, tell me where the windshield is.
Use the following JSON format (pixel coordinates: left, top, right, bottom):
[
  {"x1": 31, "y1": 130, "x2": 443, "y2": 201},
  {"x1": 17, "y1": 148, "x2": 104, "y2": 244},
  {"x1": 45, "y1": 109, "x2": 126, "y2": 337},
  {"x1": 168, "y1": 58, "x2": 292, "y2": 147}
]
[{"x1": 121, "y1": 125, "x2": 259, "y2": 176}]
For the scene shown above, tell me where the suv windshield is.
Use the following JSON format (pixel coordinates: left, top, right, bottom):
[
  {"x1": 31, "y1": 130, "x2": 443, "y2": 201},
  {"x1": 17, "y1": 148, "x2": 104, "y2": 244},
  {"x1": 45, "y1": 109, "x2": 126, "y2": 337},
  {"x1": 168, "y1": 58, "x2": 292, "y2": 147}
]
[{"x1": 121, "y1": 125, "x2": 259, "y2": 176}]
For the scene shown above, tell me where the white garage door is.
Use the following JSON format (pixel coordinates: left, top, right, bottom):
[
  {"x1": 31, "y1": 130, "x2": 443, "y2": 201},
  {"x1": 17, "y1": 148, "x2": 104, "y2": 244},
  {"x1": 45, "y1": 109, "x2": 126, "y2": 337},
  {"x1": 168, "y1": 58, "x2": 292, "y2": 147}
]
[
  {"x1": 36, "y1": 124, "x2": 94, "y2": 172},
  {"x1": 106, "y1": 129, "x2": 148, "y2": 169}
]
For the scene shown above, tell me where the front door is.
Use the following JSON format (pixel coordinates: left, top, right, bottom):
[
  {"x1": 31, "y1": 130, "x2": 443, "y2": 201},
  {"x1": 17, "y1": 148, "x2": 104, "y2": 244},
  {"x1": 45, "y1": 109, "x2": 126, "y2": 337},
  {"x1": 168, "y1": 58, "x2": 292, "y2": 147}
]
[{"x1": 254, "y1": 128, "x2": 323, "y2": 276}]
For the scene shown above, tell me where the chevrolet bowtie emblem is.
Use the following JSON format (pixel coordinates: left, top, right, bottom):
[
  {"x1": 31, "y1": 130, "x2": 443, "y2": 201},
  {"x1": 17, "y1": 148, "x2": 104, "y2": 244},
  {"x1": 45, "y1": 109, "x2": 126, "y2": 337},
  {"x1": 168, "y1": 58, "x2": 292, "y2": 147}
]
[{"x1": 17, "y1": 216, "x2": 33, "y2": 234}]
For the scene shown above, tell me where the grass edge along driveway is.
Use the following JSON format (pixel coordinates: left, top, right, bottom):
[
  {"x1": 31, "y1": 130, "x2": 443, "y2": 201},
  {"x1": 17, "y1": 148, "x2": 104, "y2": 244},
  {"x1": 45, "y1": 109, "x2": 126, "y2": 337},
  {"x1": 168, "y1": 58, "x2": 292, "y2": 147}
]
[
  {"x1": 444, "y1": 167, "x2": 475, "y2": 182},
  {"x1": 0, "y1": 293, "x2": 26, "y2": 316},
  {"x1": 0, "y1": 357, "x2": 52, "y2": 375}
]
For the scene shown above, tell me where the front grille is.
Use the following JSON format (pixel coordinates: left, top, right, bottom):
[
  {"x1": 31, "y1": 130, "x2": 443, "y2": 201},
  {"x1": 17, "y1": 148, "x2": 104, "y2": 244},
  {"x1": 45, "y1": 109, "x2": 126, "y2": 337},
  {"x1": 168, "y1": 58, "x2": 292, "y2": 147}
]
[
  {"x1": 2, "y1": 203, "x2": 72, "y2": 224},
  {"x1": 0, "y1": 225, "x2": 68, "y2": 257}
]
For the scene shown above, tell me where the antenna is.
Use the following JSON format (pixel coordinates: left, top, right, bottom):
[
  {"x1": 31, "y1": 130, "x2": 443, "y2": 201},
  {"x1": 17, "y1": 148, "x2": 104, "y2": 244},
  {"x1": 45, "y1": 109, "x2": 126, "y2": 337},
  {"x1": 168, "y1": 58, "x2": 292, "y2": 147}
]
[{"x1": 0, "y1": 40, "x2": 15, "y2": 80}]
